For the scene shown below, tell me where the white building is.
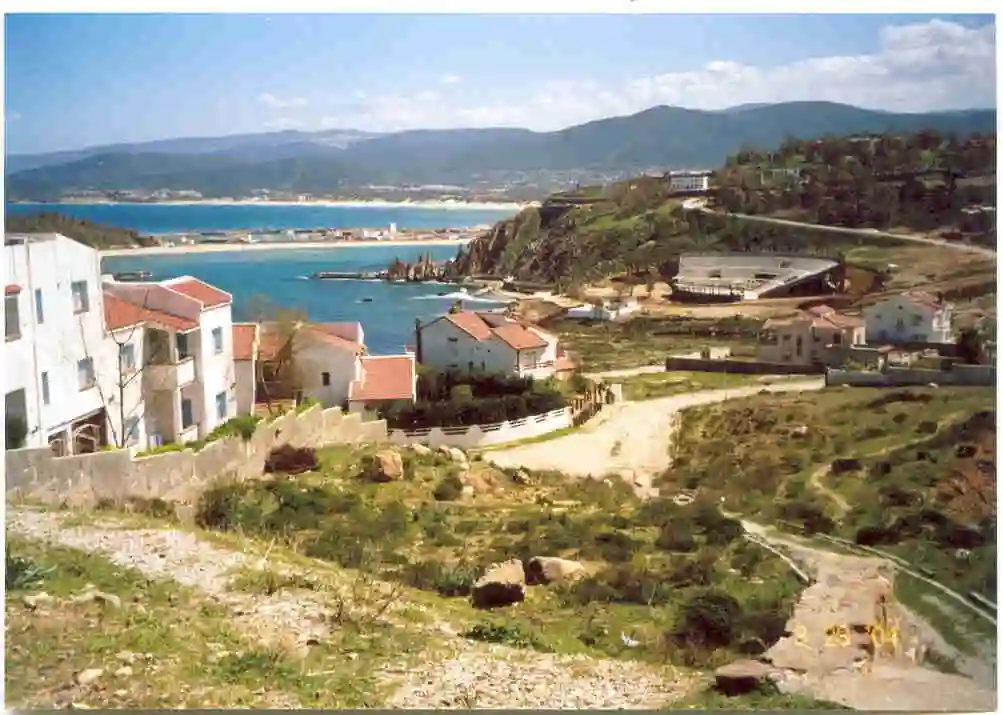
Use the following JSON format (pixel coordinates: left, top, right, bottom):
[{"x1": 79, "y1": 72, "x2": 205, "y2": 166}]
[
  {"x1": 4, "y1": 233, "x2": 110, "y2": 454},
  {"x1": 258, "y1": 321, "x2": 416, "y2": 411},
  {"x1": 103, "y1": 275, "x2": 240, "y2": 446},
  {"x1": 667, "y1": 170, "x2": 713, "y2": 193},
  {"x1": 862, "y1": 291, "x2": 954, "y2": 344},
  {"x1": 415, "y1": 310, "x2": 573, "y2": 379},
  {"x1": 232, "y1": 323, "x2": 260, "y2": 416},
  {"x1": 566, "y1": 297, "x2": 640, "y2": 322}
]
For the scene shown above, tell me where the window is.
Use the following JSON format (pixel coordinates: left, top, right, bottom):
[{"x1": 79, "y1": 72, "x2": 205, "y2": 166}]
[
  {"x1": 41, "y1": 372, "x2": 50, "y2": 405},
  {"x1": 124, "y1": 417, "x2": 140, "y2": 446},
  {"x1": 895, "y1": 318, "x2": 905, "y2": 331},
  {"x1": 181, "y1": 398, "x2": 194, "y2": 429},
  {"x1": 832, "y1": 333, "x2": 842, "y2": 345},
  {"x1": 5, "y1": 295, "x2": 20, "y2": 340},
  {"x1": 911, "y1": 314, "x2": 923, "y2": 327},
  {"x1": 71, "y1": 281, "x2": 90, "y2": 314},
  {"x1": 447, "y1": 337, "x2": 459, "y2": 343},
  {"x1": 321, "y1": 371, "x2": 331, "y2": 386},
  {"x1": 120, "y1": 343, "x2": 136, "y2": 373},
  {"x1": 34, "y1": 289, "x2": 44, "y2": 324},
  {"x1": 212, "y1": 327, "x2": 223, "y2": 354},
  {"x1": 215, "y1": 391, "x2": 227, "y2": 421},
  {"x1": 176, "y1": 332, "x2": 190, "y2": 360},
  {"x1": 77, "y1": 358, "x2": 95, "y2": 391}
]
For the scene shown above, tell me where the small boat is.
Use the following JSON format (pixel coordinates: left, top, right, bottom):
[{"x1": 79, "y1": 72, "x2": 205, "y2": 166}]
[
  {"x1": 113, "y1": 270, "x2": 153, "y2": 282},
  {"x1": 360, "y1": 297, "x2": 373, "y2": 303}
]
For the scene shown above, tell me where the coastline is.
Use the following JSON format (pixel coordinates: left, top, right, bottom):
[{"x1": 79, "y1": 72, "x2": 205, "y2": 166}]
[
  {"x1": 100, "y1": 238, "x2": 472, "y2": 257},
  {"x1": 19, "y1": 198, "x2": 536, "y2": 212}
]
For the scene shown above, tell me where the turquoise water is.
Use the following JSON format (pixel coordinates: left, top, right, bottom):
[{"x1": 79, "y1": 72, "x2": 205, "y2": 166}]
[
  {"x1": 6, "y1": 202, "x2": 517, "y2": 234},
  {"x1": 101, "y1": 245, "x2": 508, "y2": 355}
]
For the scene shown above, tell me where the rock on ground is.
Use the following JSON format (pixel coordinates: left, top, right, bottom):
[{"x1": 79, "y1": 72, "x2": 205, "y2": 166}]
[{"x1": 471, "y1": 559, "x2": 526, "y2": 609}]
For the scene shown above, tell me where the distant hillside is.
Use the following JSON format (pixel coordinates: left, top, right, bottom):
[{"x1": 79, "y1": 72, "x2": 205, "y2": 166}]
[
  {"x1": 4, "y1": 213, "x2": 154, "y2": 249},
  {"x1": 5, "y1": 102, "x2": 996, "y2": 200}
]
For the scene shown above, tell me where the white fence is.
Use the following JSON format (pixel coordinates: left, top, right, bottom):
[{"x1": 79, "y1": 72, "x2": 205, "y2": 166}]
[{"x1": 388, "y1": 407, "x2": 572, "y2": 449}]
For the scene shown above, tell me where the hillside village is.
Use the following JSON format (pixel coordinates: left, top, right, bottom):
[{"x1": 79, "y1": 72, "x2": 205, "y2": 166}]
[{"x1": 5, "y1": 129, "x2": 997, "y2": 711}]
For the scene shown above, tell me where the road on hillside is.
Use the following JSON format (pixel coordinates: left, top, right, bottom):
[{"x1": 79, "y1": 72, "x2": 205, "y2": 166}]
[
  {"x1": 486, "y1": 378, "x2": 824, "y2": 498},
  {"x1": 689, "y1": 206, "x2": 997, "y2": 260}
]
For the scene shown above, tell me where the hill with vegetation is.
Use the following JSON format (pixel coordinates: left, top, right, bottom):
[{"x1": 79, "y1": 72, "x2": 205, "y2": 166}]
[
  {"x1": 4, "y1": 212, "x2": 156, "y2": 249},
  {"x1": 6, "y1": 103, "x2": 995, "y2": 200},
  {"x1": 453, "y1": 128, "x2": 997, "y2": 286}
]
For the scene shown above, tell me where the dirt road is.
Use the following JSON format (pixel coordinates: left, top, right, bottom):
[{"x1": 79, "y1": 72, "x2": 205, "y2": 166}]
[{"x1": 486, "y1": 379, "x2": 824, "y2": 497}]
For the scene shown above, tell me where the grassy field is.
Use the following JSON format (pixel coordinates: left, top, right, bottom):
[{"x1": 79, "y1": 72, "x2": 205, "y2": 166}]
[
  {"x1": 619, "y1": 370, "x2": 781, "y2": 401},
  {"x1": 4, "y1": 537, "x2": 425, "y2": 708},
  {"x1": 548, "y1": 316, "x2": 760, "y2": 372},
  {"x1": 662, "y1": 386, "x2": 996, "y2": 601},
  {"x1": 181, "y1": 443, "x2": 805, "y2": 671}
]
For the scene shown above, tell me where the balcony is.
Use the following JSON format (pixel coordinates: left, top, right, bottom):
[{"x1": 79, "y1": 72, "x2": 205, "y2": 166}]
[{"x1": 145, "y1": 356, "x2": 196, "y2": 391}]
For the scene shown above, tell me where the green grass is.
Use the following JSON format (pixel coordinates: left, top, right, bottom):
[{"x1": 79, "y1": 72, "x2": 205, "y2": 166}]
[
  {"x1": 619, "y1": 371, "x2": 775, "y2": 401},
  {"x1": 672, "y1": 683, "x2": 851, "y2": 711},
  {"x1": 893, "y1": 573, "x2": 996, "y2": 656},
  {"x1": 4, "y1": 537, "x2": 424, "y2": 708}
]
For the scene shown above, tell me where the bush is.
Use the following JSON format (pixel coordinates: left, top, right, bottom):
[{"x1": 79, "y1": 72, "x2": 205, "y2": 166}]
[
  {"x1": 400, "y1": 559, "x2": 479, "y2": 596},
  {"x1": 655, "y1": 522, "x2": 697, "y2": 552},
  {"x1": 5, "y1": 547, "x2": 52, "y2": 590},
  {"x1": 671, "y1": 589, "x2": 743, "y2": 649},
  {"x1": 206, "y1": 415, "x2": 261, "y2": 442},
  {"x1": 263, "y1": 445, "x2": 319, "y2": 474},
  {"x1": 463, "y1": 621, "x2": 549, "y2": 651},
  {"x1": 433, "y1": 474, "x2": 465, "y2": 501}
]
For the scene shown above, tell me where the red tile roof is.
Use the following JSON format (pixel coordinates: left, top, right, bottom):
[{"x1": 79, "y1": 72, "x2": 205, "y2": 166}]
[
  {"x1": 167, "y1": 277, "x2": 232, "y2": 308},
  {"x1": 315, "y1": 322, "x2": 362, "y2": 343},
  {"x1": 232, "y1": 323, "x2": 258, "y2": 361},
  {"x1": 762, "y1": 305, "x2": 863, "y2": 332},
  {"x1": 443, "y1": 311, "x2": 493, "y2": 340},
  {"x1": 350, "y1": 355, "x2": 416, "y2": 403},
  {"x1": 103, "y1": 292, "x2": 198, "y2": 333},
  {"x1": 491, "y1": 322, "x2": 548, "y2": 350},
  {"x1": 304, "y1": 324, "x2": 364, "y2": 354},
  {"x1": 5, "y1": 284, "x2": 21, "y2": 296}
]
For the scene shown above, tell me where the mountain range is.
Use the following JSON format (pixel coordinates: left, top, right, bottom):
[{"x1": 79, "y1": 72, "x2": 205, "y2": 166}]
[{"x1": 6, "y1": 102, "x2": 995, "y2": 201}]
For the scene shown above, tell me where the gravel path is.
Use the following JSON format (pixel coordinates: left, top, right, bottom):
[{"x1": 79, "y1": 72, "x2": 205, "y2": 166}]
[
  {"x1": 486, "y1": 379, "x2": 824, "y2": 497},
  {"x1": 7, "y1": 507, "x2": 697, "y2": 709}
]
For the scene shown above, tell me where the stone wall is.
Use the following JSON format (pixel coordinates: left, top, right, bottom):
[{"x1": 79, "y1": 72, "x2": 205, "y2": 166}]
[
  {"x1": 664, "y1": 356, "x2": 825, "y2": 375},
  {"x1": 6, "y1": 406, "x2": 387, "y2": 508},
  {"x1": 826, "y1": 364, "x2": 995, "y2": 387}
]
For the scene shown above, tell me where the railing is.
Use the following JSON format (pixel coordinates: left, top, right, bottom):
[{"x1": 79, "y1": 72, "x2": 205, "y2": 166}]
[{"x1": 389, "y1": 407, "x2": 571, "y2": 448}]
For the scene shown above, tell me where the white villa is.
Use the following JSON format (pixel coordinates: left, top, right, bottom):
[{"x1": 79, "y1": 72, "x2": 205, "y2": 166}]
[
  {"x1": 414, "y1": 310, "x2": 574, "y2": 379},
  {"x1": 4, "y1": 232, "x2": 254, "y2": 455},
  {"x1": 862, "y1": 291, "x2": 954, "y2": 344}
]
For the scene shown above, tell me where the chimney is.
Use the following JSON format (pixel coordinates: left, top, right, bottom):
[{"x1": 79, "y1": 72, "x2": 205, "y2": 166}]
[{"x1": 414, "y1": 318, "x2": 423, "y2": 364}]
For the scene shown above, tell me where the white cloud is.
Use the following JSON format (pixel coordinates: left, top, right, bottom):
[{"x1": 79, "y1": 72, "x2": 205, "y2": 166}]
[
  {"x1": 439, "y1": 74, "x2": 462, "y2": 85},
  {"x1": 314, "y1": 19, "x2": 994, "y2": 133},
  {"x1": 257, "y1": 92, "x2": 308, "y2": 110}
]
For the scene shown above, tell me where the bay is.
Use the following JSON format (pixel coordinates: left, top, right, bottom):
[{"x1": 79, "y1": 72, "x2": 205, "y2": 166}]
[
  {"x1": 101, "y1": 245, "x2": 509, "y2": 356},
  {"x1": 6, "y1": 201, "x2": 518, "y2": 234}
]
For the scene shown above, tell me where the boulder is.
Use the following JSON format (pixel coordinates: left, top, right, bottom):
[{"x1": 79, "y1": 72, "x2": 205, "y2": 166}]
[
  {"x1": 714, "y1": 659, "x2": 775, "y2": 696},
  {"x1": 471, "y1": 559, "x2": 526, "y2": 609},
  {"x1": 791, "y1": 424, "x2": 808, "y2": 438},
  {"x1": 448, "y1": 447, "x2": 468, "y2": 464},
  {"x1": 525, "y1": 556, "x2": 586, "y2": 585},
  {"x1": 410, "y1": 443, "x2": 433, "y2": 457},
  {"x1": 512, "y1": 469, "x2": 532, "y2": 485},
  {"x1": 363, "y1": 450, "x2": 404, "y2": 483}
]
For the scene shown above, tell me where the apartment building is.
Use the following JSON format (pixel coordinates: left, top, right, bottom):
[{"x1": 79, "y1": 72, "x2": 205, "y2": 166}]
[
  {"x1": 862, "y1": 291, "x2": 954, "y2": 344},
  {"x1": 759, "y1": 305, "x2": 866, "y2": 366},
  {"x1": 666, "y1": 170, "x2": 713, "y2": 193},
  {"x1": 4, "y1": 233, "x2": 109, "y2": 454}
]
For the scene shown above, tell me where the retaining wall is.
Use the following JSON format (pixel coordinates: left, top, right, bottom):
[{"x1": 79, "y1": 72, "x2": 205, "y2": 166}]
[
  {"x1": 826, "y1": 364, "x2": 995, "y2": 387},
  {"x1": 388, "y1": 407, "x2": 572, "y2": 449},
  {"x1": 6, "y1": 406, "x2": 388, "y2": 509},
  {"x1": 664, "y1": 356, "x2": 825, "y2": 375}
]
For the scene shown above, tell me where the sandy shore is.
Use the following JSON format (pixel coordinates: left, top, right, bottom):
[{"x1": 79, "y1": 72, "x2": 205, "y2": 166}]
[
  {"x1": 44, "y1": 198, "x2": 535, "y2": 211},
  {"x1": 100, "y1": 238, "x2": 472, "y2": 257}
]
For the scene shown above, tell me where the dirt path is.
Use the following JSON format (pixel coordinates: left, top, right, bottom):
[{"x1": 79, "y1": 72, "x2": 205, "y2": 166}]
[
  {"x1": 7, "y1": 507, "x2": 696, "y2": 709},
  {"x1": 807, "y1": 465, "x2": 852, "y2": 516},
  {"x1": 736, "y1": 522, "x2": 997, "y2": 710},
  {"x1": 486, "y1": 379, "x2": 824, "y2": 497}
]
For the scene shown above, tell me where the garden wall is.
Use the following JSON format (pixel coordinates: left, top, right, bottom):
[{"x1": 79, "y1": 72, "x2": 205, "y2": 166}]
[
  {"x1": 6, "y1": 406, "x2": 388, "y2": 509},
  {"x1": 664, "y1": 356, "x2": 825, "y2": 375},
  {"x1": 826, "y1": 364, "x2": 995, "y2": 387},
  {"x1": 388, "y1": 407, "x2": 571, "y2": 449}
]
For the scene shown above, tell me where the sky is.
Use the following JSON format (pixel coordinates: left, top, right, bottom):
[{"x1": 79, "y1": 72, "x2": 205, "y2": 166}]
[{"x1": 3, "y1": 12, "x2": 997, "y2": 155}]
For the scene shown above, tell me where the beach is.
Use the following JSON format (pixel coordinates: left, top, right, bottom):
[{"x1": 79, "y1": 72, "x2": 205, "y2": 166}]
[
  {"x1": 100, "y1": 237, "x2": 473, "y2": 257},
  {"x1": 53, "y1": 197, "x2": 537, "y2": 212}
]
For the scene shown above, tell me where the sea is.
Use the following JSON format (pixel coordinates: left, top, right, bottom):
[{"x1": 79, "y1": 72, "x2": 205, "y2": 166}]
[{"x1": 13, "y1": 202, "x2": 520, "y2": 356}]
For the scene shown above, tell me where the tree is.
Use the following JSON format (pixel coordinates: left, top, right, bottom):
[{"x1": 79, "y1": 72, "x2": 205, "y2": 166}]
[
  {"x1": 247, "y1": 294, "x2": 307, "y2": 416},
  {"x1": 956, "y1": 327, "x2": 985, "y2": 365}
]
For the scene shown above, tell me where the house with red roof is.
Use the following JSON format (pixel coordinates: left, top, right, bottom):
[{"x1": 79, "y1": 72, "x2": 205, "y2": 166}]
[
  {"x1": 257, "y1": 320, "x2": 416, "y2": 412},
  {"x1": 759, "y1": 304, "x2": 866, "y2": 366},
  {"x1": 414, "y1": 310, "x2": 574, "y2": 379},
  {"x1": 102, "y1": 274, "x2": 242, "y2": 447}
]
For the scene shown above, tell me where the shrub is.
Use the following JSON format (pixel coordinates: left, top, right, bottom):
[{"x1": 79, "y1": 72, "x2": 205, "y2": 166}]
[
  {"x1": 295, "y1": 396, "x2": 320, "y2": 414},
  {"x1": 196, "y1": 481, "x2": 251, "y2": 531},
  {"x1": 463, "y1": 621, "x2": 549, "y2": 651},
  {"x1": 671, "y1": 589, "x2": 743, "y2": 649},
  {"x1": 433, "y1": 474, "x2": 465, "y2": 501},
  {"x1": 400, "y1": 559, "x2": 479, "y2": 597},
  {"x1": 655, "y1": 522, "x2": 697, "y2": 552},
  {"x1": 5, "y1": 547, "x2": 52, "y2": 590},
  {"x1": 263, "y1": 445, "x2": 319, "y2": 474},
  {"x1": 206, "y1": 415, "x2": 260, "y2": 442}
]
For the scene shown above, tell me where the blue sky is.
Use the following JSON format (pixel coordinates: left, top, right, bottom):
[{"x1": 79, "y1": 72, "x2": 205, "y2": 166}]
[{"x1": 4, "y1": 13, "x2": 996, "y2": 155}]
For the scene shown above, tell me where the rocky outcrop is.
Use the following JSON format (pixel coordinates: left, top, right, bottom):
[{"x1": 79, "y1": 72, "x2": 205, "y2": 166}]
[
  {"x1": 387, "y1": 252, "x2": 459, "y2": 282},
  {"x1": 714, "y1": 659, "x2": 777, "y2": 696},
  {"x1": 471, "y1": 559, "x2": 526, "y2": 609},
  {"x1": 525, "y1": 556, "x2": 586, "y2": 585},
  {"x1": 361, "y1": 450, "x2": 405, "y2": 482}
]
